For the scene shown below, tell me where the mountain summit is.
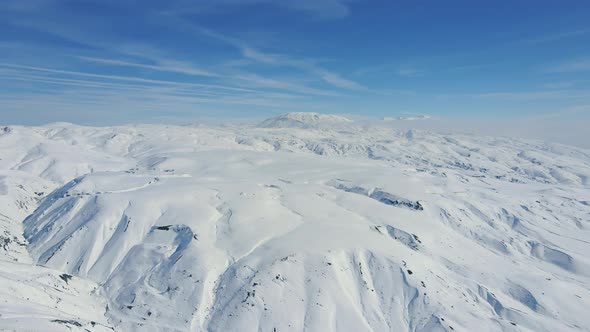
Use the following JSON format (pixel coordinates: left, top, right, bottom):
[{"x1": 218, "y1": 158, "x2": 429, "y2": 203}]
[{"x1": 258, "y1": 112, "x2": 353, "y2": 129}]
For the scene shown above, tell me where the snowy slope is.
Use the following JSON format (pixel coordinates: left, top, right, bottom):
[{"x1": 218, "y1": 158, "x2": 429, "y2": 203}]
[
  {"x1": 0, "y1": 170, "x2": 114, "y2": 331},
  {"x1": 1, "y1": 117, "x2": 590, "y2": 331}
]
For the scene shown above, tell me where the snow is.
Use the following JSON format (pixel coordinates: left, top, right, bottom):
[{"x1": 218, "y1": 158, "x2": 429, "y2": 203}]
[
  {"x1": 1, "y1": 116, "x2": 590, "y2": 331},
  {"x1": 258, "y1": 112, "x2": 353, "y2": 129},
  {"x1": 383, "y1": 115, "x2": 431, "y2": 121}
]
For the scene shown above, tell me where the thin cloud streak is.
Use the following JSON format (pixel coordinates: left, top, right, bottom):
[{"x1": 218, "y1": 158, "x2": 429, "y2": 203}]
[
  {"x1": 474, "y1": 89, "x2": 590, "y2": 100},
  {"x1": 0, "y1": 68, "x2": 319, "y2": 102},
  {"x1": 158, "y1": 0, "x2": 352, "y2": 19},
  {"x1": 187, "y1": 23, "x2": 366, "y2": 91},
  {"x1": 1, "y1": 3, "x2": 366, "y2": 104},
  {"x1": 233, "y1": 74, "x2": 340, "y2": 96},
  {"x1": 523, "y1": 28, "x2": 590, "y2": 45},
  {"x1": 76, "y1": 56, "x2": 219, "y2": 77},
  {"x1": 1, "y1": 74, "x2": 240, "y2": 99},
  {"x1": 0, "y1": 63, "x2": 257, "y2": 92},
  {"x1": 0, "y1": 69, "x2": 329, "y2": 116}
]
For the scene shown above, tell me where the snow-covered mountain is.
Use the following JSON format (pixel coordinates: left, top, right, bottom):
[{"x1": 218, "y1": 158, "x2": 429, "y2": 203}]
[
  {"x1": 1, "y1": 118, "x2": 590, "y2": 331},
  {"x1": 258, "y1": 112, "x2": 353, "y2": 129},
  {"x1": 383, "y1": 115, "x2": 431, "y2": 121}
]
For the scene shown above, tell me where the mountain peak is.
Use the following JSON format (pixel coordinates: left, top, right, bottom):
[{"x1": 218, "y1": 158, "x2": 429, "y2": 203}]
[{"x1": 258, "y1": 112, "x2": 353, "y2": 129}]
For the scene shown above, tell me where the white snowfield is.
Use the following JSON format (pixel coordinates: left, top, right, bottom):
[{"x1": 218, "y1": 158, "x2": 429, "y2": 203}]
[{"x1": 1, "y1": 113, "x2": 590, "y2": 332}]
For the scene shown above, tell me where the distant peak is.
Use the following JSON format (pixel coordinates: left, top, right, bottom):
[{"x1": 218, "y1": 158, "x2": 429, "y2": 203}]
[
  {"x1": 383, "y1": 115, "x2": 431, "y2": 121},
  {"x1": 258, "y1": 112, "x2": 353, "y2": 129}
]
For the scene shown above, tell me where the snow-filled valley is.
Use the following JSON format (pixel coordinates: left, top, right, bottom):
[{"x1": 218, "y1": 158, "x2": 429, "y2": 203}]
[{"x1": 1, "y1": 113, "x2": 590, "y2": 332}]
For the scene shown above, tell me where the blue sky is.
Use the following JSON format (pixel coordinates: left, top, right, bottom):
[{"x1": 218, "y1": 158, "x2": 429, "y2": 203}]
[{"x1": 1, "y1": 0, "x2": 590, "y2": 126}]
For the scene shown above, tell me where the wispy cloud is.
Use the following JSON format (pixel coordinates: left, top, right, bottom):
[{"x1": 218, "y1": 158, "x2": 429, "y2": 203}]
[
  {"x1": 0, "y1": 77, "x2": 322, "y2": 122},
  {"x1": 0, "y1": 69, "x2": 244, "y2": 100},
  {"x1": 160, "y1": 0, "x2": 353, "y2": 19},
  {"x1": 190, "y1": 25, "x2": 366, "y2": 91},
  {"x1": 233, "y1": 73, "x2": 340, "y2": 96},
  {"x1": 5, "y1": 14, "x2": 350, "y2": 97},
  {"x1": 396, "y1": 67, "x2": 423, "y2": 78},
  {"x1": 543, "y1": 81, "x2": 577, "y2": 89},
  {"x1": 0, "y1": 0, "x2": 54, "y2": 12},
  {"x1": 279, "y1": 0, "x2": 352, "y2": 19},
  {"x1": 241, "y1": 47, "x2": 284, "y2": 64},
  {"x1": 76, "y1": 56, "x2": 219, "y2": 77},
  {"x1": 522, "y1": 28, "x2": 590, "y2": 45},
  {"x1": 353, "y1": 62, "x2": 427, "y2": 79},
  {"x1": 241, "y1": 46, "x2": 364, "y2": 89},
  {"x1": 0, "y1": 62, "x2": 336, "y2": 117},
  {"x1": 0, "y1": 63, "x2": 255, "y2": 92},
  {"x1": 473, "y1": 89, "x2": 590, "y2": 100},
  {"x1": 2, "y1": 1, "x2": 365, "y2": 104},
  {"x1": 316, "y1": 71, "x2": 365, "y2": 90}
]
